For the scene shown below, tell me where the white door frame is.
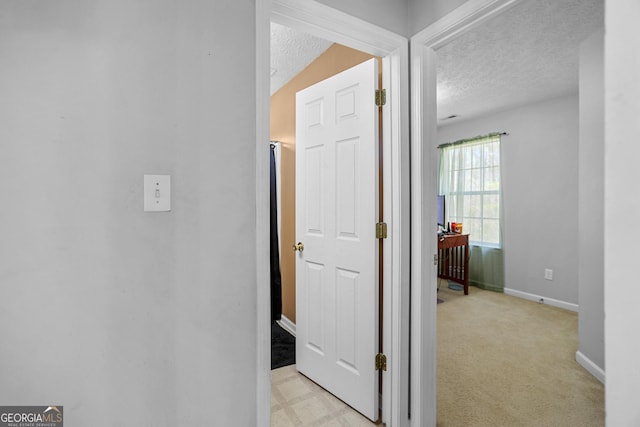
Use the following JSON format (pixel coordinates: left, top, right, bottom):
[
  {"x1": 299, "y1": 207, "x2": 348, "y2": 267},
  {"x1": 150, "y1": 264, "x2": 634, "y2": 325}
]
[
  {"x1": 256, "y1": 1, "x2": 410, "y2": 426},
  {"x1": 409, "y1": 1, "x2": 526, "y2": 426}
]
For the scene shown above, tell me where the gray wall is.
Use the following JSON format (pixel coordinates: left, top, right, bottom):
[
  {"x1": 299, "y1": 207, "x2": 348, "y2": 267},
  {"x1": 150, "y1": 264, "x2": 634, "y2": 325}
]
[
  {"x1": 604, "y1": 0, "x2": 640, "y2": 424},
  {"x1": 578, "y1": 30, "x2": 605, "y2": 373},
  {"x1": 317, "y1": 0, "x2": 410, "y2": 36},
  {"x1": 438, "y1": 94, "x2": 580, "y2": 304},
  {"x1": 315, "y1": 0, "x2": 472, "y2": 37},
  {"x1": 316, "y1": 0, "x2": 471, "y2": 37},
  {"x1": 0, "y1": 1, "x2": 257, "y2": 425},
  {"x1": 408, "y1": 0, "x2": 468, "y2": 35}
]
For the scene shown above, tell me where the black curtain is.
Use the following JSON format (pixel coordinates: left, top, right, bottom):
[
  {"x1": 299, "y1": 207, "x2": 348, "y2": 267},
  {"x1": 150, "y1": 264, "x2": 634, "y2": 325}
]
[{"x1": 270, "y1": 144, "x2": 283, "y2": 322}]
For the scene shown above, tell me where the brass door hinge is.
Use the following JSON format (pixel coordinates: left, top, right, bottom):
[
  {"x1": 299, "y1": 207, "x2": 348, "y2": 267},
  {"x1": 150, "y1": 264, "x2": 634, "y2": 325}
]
[
  {"x1": 375, "y1": 89, "x2": 386, "y2": 107},
  {"x1": 375, "y1": 353, "x2": 387, "y2": 371},
  {"x1": 376, "y1": 222, "x2": 387, "y2": 239}
]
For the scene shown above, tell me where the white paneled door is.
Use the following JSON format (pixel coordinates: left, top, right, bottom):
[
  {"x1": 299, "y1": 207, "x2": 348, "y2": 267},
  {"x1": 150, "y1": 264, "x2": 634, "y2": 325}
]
[{"x1": 295, "y1": 58, "x2": 379, "y2": 421}]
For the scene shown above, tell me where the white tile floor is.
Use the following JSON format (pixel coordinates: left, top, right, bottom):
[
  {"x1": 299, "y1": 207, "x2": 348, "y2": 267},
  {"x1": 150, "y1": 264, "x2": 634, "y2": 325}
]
[{"x1": 271, "y1": 365, "x2": 381, "y2": 427}]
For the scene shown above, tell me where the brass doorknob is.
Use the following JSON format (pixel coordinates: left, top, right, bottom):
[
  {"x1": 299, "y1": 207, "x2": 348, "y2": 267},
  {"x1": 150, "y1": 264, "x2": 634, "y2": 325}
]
[{"x1": 292, "y1": 242, "x2": 304, "y2": 252}]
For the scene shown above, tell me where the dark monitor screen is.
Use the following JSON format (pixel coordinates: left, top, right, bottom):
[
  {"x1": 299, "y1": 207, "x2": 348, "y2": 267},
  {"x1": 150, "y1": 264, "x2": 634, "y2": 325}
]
[{"x1": 437, "y1": 195, "x2": 445, "y2": 226}]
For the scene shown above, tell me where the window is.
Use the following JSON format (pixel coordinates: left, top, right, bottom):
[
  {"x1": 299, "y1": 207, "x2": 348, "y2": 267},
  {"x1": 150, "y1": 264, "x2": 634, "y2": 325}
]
[{"x1": 439, "y1": 134, "x2": 502, "y2": 247}]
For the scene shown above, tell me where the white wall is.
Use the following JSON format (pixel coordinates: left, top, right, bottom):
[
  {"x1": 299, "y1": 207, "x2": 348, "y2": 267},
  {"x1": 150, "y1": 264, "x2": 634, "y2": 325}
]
[
  {"x1": 578, "y1": 30, "x2": 605, "y2": 375},
  {"x1": 0, "y1": 1, "x2": 257, "y2": 425},
  {"x1": 316, "y1": 0, "x2": 409, "y2": 36},
  {"x1": 605, "y1": 0, "x2": 640, "y2": 424},
  {"x1": 438, "y1": 94, "x2": 580, "y2": 305}
]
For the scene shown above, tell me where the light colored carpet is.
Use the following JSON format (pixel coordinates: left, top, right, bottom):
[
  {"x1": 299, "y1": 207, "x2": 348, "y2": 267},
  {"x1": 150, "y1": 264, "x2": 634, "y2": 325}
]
[{"x1": 437, "y1": 284, "x2": 604, "y2": 426}]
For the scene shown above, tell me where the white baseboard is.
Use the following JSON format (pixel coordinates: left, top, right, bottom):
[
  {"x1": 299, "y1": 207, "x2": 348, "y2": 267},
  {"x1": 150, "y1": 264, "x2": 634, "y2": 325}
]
[
  {"x1": 576, "y1": 350, "x2": 605, "y2": 384},
  {"x1": 277, "y1": 315, "x2": 296, "y2": 337},
  {"x1": 503, "y1": 288, "x2": 579, "y2": 312}
]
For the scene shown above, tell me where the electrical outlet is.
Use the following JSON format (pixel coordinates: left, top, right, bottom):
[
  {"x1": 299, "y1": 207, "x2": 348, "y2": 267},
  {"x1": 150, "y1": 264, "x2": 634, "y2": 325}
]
[{"x1": 544, "y1": 268, "x2": 553, "y2": 281}]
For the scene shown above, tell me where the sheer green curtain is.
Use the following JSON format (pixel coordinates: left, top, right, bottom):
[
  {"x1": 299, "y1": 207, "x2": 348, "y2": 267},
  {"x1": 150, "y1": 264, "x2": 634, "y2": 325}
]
[{"x1": 438, "y1": 133, "x2": 504, "y2": 292}]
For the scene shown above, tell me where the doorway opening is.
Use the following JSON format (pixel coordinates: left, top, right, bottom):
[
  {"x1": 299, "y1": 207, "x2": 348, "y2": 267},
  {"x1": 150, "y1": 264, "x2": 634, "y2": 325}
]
[
  {"x1": 270, "y1": 28, "x2": 382, "y2": 423},
  {"x1": 257, "y1": 2, "x2": 410, "y2": 426},
  {"x1": 411, "y1": 0, "x2": 604, "y2": 425}
]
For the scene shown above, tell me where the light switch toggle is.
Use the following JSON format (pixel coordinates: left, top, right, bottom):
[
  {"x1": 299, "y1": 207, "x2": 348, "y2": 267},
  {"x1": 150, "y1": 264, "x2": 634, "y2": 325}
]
[{"x1": 144, "y1": 174, "x2": 171, "y2": 212}]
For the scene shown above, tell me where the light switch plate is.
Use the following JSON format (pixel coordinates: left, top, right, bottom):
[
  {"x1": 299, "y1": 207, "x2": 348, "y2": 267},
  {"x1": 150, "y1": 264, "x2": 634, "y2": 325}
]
[{"x1": 144, "y1": 174, "x2": 171, "y2": 212}]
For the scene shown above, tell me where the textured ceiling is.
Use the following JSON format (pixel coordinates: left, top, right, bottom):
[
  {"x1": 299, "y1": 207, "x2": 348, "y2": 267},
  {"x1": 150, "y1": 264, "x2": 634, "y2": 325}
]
[
  {"x1": 270, "y1": 0, "x2": 603, "y2": 122},
  {"x1": 436, "y1": 0, "x2": 603, "y2": 125},
  {"x1": 270, "y1": 22, "x2": 333, "y2": 95}
]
